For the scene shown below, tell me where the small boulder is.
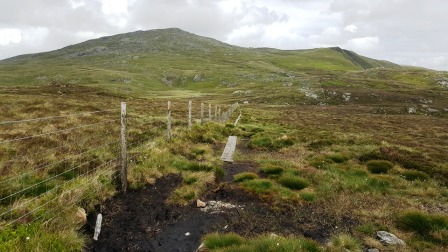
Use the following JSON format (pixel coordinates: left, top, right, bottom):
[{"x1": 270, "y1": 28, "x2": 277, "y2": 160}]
[
  {"x1": 196, "y1": 199, "x2": 206, "y2": 208},
  {"x1": 367, "y1": 249, "x2": 380, "y2": 252},
  {"x1": 75, "y1": 207, "x2": 87, "y2": 225},
  {"x1": 376, "y1": 231, "x2": 405, "y2": 246}
]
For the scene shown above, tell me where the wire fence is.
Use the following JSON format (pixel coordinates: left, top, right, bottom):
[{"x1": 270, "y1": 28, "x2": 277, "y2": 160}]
[{"x1": 0, "y1": 100, "x2": 239, "y2": 230}]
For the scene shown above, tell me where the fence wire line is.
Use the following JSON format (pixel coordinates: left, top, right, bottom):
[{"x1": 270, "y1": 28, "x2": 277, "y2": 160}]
[
  {"x1": 0, "y1": 155, "x2": 108, "y2": 203},
  {"x1": 0, "y1": 130, "x2": 120, "y2": 167},
  {"x1": 39, "y1": 163, "x2": 118, "y2": 227},
  {"x1": 0, "y1": 139, "x2": 120, "y2": 186},
  {"x1": 0, "y1": 109, "x2": 118, "y2": 126},
  {"x1": 1, "y1": 158, "x2": 118, "y2": 221},
  {"x1": 0, "y1": 119, "x2": 119, "y2": 145}
]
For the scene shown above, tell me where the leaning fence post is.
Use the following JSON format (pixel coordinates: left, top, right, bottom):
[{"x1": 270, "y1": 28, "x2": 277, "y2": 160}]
[
  {"x1": 201, "y1": 102, "x2": 204, "y2": 125},
  {"x1": 167, "y1": 101, "x2": 172, "y2": 142},
  {"x1": 188, "y1": 100, "x2": 192, "y2": 130},
  {"x1": 120, "y1": 102, "x2": 127, "y2": 192},
  {"x1": 218, "y1": 107, "x2": 222, "y2": 123}
]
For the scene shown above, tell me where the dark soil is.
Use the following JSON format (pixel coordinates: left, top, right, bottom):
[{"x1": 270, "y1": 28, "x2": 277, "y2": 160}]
[{"x1": 83, "y1": 138, "x2": 356, "y2": 251}]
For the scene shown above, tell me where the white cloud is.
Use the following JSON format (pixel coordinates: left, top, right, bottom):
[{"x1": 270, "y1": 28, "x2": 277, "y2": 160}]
[
  {"x1": 101, "y1": 0, "x2": 128, "y2": 15},
  {"x1": 344, "y1": 24, "x2": 357, "y2": 33},
  {"x1": 0, "y1": 28, "x2": 22, "y2": 46},
  {"x1": 68, "y1": 0, "x2": 85, "y2": 9},
  {"x1": 345, "y1": 36, "x2": 379, "y2": 51}
]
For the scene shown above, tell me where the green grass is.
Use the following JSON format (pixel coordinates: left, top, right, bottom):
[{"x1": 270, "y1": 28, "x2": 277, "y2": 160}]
[
  {"x1": 401, "y1": 170, "x2": 430, "y2": 181},
  {"x1": 234, "y1": 172, "x2": 259, "y2": 182},
  {"x1": 278, "y1": 176, "x2": 310, "y2": 190},
  {"x1": 366, "y1": 160, "x2": 394, "y2": 174},
  {"x1": 260, "y1": 165, "x2": 284, "y2": 175},
  {"x1": 202, "y1": 233, "x2": 322, "y2": 252},
  {"x1": 328, "y1": 233, "x2": 362, "y2": 252},
  {"x1": 397, "y1": 211, "x2": 448, "y2": 244}
]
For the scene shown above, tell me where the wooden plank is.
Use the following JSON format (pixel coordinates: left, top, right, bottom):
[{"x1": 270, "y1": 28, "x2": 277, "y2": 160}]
[{"x1": 220, "y1": 136, "x2": 237, "y2": 162}]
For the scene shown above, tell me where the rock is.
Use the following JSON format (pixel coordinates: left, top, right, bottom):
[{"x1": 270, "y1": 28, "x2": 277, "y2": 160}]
[
  {"x1": 75, "y1": 207, "x2": 87, "y2": 225},
  {"x1": 185, "y1": 232, "x2": 190, "y2": 236},
  {"x1": 193, "y1": 74, "x2": 202, "y2": 82},
  {"x1": 243, "y1": 101, "x2": 249, "y2": 104},
  {"x1": 196, "y1": 243, "x2": 207, "y2": 252},
  {"x1": 367, "y1": 249, "x2": 380, "y2": 252},
  {"x1": 283, "y1": 82, "x2": 293, "y2": 87},
  {"x1": 376, "y1": 231, "x2": 406, "y2": 246},
  {"x1": 342, "y1": 92, "x2": 352, "y2": 102},
  {"x1": 196, "y1": 199, "x2": 206, "y2": 208},
  {"x1": 408, "y1": 107, "x2": 417, "y2": 114}
]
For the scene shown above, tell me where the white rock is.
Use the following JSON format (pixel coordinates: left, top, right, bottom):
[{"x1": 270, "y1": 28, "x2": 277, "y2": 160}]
[
  {"x1": 377, "y1": 231, "x2": 406, "y2": 246},
  {"x1": 196, "y1": 199, "x2": 206, "y2": 208},
  {"x1": 185, "y1": 232, "x2": 190, "y2": 236}
]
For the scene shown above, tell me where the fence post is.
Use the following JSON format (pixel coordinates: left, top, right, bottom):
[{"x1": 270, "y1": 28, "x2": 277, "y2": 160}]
[
  {"x1": 188, "y1": 100, "x2": 192, "y2": 130},
  {"x1": 120, "y1": 102, "x2": 128, "y2": 192},
  {"x1": 167, "y1": 101, "x2": 172, "y2": 142},
  {"x1": 209, "y1": 104, "x2": 212, "y2": 121},
  {"x1": 201, "y1": 102, "x2": 204, "y2": 125},
  {"x1": 215, "y1": 105, "x2": 218, "y2": 120},
  {"x1": 218, "y1": 107, "x2": 221, "y2": 123}
]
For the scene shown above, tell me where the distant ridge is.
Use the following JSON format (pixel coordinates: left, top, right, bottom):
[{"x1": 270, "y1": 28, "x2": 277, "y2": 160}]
[{"x1": 330, "y1": 47, "x2": 399, "y2": 70}]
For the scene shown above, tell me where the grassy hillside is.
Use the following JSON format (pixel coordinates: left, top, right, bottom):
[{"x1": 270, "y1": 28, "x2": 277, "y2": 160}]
[
  {"x1": 0, "y1": 28, "x2": 447, "y2": 251},
  {"x1": 0, "y1": 28, "x2": 410, "y2": 97}
]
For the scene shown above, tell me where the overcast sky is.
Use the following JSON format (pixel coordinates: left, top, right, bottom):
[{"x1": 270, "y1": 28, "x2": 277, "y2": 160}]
[{"x1": 0, "y1": 0, "x2": 447, "y2": 70}]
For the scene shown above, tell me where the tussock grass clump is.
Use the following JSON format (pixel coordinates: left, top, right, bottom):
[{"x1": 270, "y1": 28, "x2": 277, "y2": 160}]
[
  {"x1": 366, "y1": 160, "x2": 394, "y2": 174},
  {"x1": 260, "y1": 165, "x2": 284, "y2": 175},
  {"x1": 278, "y1": 176, "x2": 310, "y2": 190},
  {"x1": 401, "y1": 170, "x2": 430, "y2": 181},
  {"x1": 328, "y1": 233, "x2": 362, "y2": 252},
  {"x1": 397, "y1": 211, "x2": 448, "y2": 244},
  {"x1": 234, "y1": 172, "x2": 259, "y2": 182},
  {"x1": 327, "y1": 153, "x2": 349, "y2": 163},
  {"x1": 247, "y1": 134, "x2": 294, "y2": 150},
  {"x1": 299, "y1": 191, "x2": 317, "y2": 202},
  {"x1": 242, "y1": 179, "x2": 273, "y2": 194},
  {"x1": 203, "y1": 232, "x2": 246, "y2": 249},
  {"x1": 202, "y1": 233, "x2": 322, "y2": 252}
]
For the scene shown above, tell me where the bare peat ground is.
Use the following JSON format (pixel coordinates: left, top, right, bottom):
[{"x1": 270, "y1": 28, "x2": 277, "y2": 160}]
[{"x1": 84, "y1": 140, "x2": 354, "y2": 251}]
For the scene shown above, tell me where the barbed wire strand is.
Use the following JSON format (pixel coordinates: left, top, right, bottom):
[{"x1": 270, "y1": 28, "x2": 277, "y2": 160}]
[
  {"x1": 0, "y1": 155, "x2": 107, "y2": 203},
  {"x1": 0, "y1": 109, "x2": 118, "y2": 126},
  {"x1": 0, "y1": 139, "x2": 120, "y2": 186},
  {"x1": 0, "y1": 158, "x2": 118, "y2": 221},
  {"x1": 0, "y1": 119, "x2": 119, "y2": 145}
]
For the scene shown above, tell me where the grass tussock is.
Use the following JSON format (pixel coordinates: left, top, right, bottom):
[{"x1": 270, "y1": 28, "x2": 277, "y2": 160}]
[
  {"x1": 278, "y1": 176, "x2": 310, "y2": 190},
  {"x1": 234, "y1": 172, "x2": 259, "y2": 182},
  {"x1": 366, "y1": 160, "x2": 394, "y2": 174},
  {"x1": 397, "y1": 210, "x2": 448, "y2": 244},
  {"x1": 327, "y1": 233, "x2": 362, "y2": 252},
  {"x1": 202, "y1": 233, "x2": 322, "y2": 252}
]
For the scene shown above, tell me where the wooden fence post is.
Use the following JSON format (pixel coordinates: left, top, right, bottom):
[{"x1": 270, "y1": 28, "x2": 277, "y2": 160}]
[
  {"x1": 201, "y1": 102, "x2": 204, "y2": 125},
  {"x1": 218, "y1": 107, "x2": 221, "y2": 123},
  {"x1": 215, "y1": 105, "x2": 218, "y2": 120},
  {"x1": 167, "y1": 101, "x2": 172, "y2": 142},
  {"x1": 209, "y1": 104, "x2": 212, "y2": 121},
  {"x1": 188, "y1": 100, "x2": 192, "y2": 130},
  {"x1": 120, "y1": 102, "x2": 127, "y2": 192}
]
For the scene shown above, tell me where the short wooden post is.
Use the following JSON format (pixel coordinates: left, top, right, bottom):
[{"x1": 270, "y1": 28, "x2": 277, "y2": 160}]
[
  {"x1": 188, "y1": 100, "x2": 192, "y2": 129},
  {"x1": 215, "y1": 105, "x2": 218, "y2": 120},
  {"x1": 218, "y1": 107, "x2": 221, "y2": 123},
  {"x1": 120, "y1": 102, "x2": 127, "y2": 192},
  {"x1": 167, "y1": 101, "x2": 172, "y2": 142},
  {"x1": 209, "y1": 104, "x2": 212, "y2": 121},
  {"x1": 200, "y1": 102, "x2": 204, "y2": 125}
]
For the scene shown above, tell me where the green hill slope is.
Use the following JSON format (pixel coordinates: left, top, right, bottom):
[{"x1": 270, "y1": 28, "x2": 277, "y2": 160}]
[{"x1": 0, "y1": 28, "x2": 402, "y2": 90}]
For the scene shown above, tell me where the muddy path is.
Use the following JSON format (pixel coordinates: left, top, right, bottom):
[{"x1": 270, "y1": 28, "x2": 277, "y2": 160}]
[{"x1": 84, "y1": 138, "x2": 351, "y2": 251}]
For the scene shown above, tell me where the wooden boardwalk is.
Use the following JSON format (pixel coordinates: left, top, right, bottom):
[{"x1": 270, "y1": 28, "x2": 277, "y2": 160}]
[{"x1": 220, "y1": 136, "x2": 237, "y2": 162}]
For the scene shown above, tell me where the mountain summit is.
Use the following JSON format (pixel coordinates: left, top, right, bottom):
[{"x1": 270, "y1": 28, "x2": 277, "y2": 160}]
[{"x1": 0, "y1": 28, "x2": 402, "y2": 93}]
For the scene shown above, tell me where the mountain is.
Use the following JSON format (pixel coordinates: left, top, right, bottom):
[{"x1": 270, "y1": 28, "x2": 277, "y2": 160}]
[{"x1": 0, "y1": 28, "x2": 445, "y2": 101}]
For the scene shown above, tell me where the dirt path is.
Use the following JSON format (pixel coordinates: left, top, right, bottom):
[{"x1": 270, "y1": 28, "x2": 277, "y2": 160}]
[{"x1": 84, "y1": 138, "x2": 347, "y2": 251}]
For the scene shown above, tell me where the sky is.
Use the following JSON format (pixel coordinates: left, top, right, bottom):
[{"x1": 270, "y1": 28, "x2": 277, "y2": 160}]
[{"x1": 0, "y1": 0, "x2": 447, "y2": 70}]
